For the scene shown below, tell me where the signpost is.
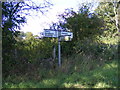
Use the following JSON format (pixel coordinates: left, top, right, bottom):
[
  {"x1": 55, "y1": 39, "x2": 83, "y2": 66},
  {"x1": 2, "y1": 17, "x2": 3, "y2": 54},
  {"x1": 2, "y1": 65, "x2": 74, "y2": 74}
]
[
  {"x1": 42, "y1": 29, "x2": 73, "y2": 39},
  {"x1": 42, "y1": 29, "x2": 73, "y2": 67},
  {"x1": 58, "y1": 37, "x2": 61, "y2": 67},
  {"x1": 43, "y1": 29, "x2": 58, "y2": 37}
]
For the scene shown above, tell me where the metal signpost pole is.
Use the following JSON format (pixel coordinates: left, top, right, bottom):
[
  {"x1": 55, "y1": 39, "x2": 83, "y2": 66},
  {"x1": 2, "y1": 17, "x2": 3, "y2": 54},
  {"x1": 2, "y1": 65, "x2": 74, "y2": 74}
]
[
  {"x1": 43, "y1": 29, "x2": 73, "y2": 67},
  {"x1": 58, "y1": 36, "x2": 61, "y2": 67},
  {"x1": 53, "y1": 45, "x2": 56, "y2": 60}
]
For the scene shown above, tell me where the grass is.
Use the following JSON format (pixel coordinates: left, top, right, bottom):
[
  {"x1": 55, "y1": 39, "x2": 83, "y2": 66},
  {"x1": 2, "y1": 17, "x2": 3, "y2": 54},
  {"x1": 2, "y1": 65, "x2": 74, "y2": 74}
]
[
  {"x1": 3, "y1": 60, "x2": 118, "y2": 88},
  {"x1": 3, "y1": 38, "x2": 119, "y2": 88}
]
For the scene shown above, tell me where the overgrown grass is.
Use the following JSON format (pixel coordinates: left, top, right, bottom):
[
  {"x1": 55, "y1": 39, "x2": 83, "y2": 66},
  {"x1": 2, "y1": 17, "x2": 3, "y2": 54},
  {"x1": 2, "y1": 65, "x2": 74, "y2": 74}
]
[
  {"x1": 3, "y1": 59, "x2": 118, "y2": 88},
  {"x1": 3, "y1": 37, "x2": 118, "y2": 88}
]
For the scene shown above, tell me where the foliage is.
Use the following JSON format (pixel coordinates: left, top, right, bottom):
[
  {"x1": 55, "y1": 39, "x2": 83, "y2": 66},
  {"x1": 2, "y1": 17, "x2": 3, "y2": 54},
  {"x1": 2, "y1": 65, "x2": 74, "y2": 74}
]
[
  {"x1": 14, "y1": 31, "x2": 57, "y2": 63},
  {"x1": 2, "y1": 2, "x2": 119, "y2": 89},
  {"x1": 2, "y1": 1, "x2": 52, "y2": 77},
  {"x1": 74, "y1": 39, "x2": 118, "y2": 60},
  {"x1": 95, "y1": 2, "x2": 119, "y2": 42},
  {"x1": 57, "y1": 2, "x2": 119, "y2": 58},
  {"x1": 3, "y1": 31, "x2": 118, "y2": 88},
  {"x1": 3, "y1": 59, "x2": 118, "y2": 88},
  {"x1": 2, "y1": 2, "x2": 26, "y2": 75},
  {"x1": 48, "y1": 3, "x2": 105, "y2": 57},
  {"x1": 57, "y1": 3, "x2": 103, "y2": 41}
]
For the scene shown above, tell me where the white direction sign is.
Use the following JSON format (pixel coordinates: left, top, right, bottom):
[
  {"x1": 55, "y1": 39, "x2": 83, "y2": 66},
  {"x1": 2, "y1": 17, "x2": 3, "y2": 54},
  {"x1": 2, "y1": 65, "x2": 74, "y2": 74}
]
[
  {"x1": 42, "y1": 29, "x2": 73, "y2": 39},
  {"x1": 60, "y1": 31, "x2": 73, "y2": 38},
  {"x1": 41, "y1": 29, "x2": 73, "y2": 67},
  {"x1": 43, "y1": 29, "x2": 58, "y2": 37}
]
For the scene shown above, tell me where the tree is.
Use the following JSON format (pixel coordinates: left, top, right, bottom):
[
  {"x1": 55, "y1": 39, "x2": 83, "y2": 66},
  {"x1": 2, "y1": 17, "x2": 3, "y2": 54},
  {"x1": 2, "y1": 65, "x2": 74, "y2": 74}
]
[
  {"x1": 97, "y1": 0, "x2": 120, "y2": 31},
  {"x1": 57, "y1": 4, "x2": 103, "y2": 41},
  {"x1": 2, "y1": 1, "x2": 52, "y2": 77},
  {"x1": 95, "y1": 2, "x2": 119, "y2": 43},
  {"x1": 49, "y1": 3, "x2": 104, "y2": 57},
  {"x1": 113, "y1": 1, "x2": 120, "y2": 31}
]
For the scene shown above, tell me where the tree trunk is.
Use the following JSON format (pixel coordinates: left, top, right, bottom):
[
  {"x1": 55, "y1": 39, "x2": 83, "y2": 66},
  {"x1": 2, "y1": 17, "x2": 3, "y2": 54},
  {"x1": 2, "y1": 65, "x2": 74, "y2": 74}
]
[{"x1": 113, "y1": 1, "x2": 120, "y2": 32}]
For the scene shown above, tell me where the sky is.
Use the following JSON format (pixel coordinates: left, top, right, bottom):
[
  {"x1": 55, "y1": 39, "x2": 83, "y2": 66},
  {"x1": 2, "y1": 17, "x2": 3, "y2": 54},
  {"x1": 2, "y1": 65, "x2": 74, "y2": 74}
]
[{"x1": 20, "y1": 0, "x2": 99, "y2": 36}]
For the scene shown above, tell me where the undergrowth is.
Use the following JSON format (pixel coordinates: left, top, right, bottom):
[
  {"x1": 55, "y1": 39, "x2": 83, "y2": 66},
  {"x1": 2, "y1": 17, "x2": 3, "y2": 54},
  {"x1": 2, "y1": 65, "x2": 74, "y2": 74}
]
[
  {"x1": 3, "y1": 58, "x2": 118, "y2": 88},
  {"x1": 3, "y1": 39, "x2": 119, "y2": 88}
]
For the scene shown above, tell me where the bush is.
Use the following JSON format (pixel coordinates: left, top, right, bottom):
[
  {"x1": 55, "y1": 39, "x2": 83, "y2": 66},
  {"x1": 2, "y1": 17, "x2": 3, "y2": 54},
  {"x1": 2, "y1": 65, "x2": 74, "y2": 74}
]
[{"x1": 74, "y1": 39, "x2": 118, "y2": 61}]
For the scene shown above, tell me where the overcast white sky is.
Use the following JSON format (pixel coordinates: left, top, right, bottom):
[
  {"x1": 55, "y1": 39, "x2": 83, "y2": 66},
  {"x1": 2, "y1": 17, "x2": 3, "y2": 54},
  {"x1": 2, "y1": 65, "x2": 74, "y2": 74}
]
[{"x1": 20, "y1": 0, "x2": 98, "y2": 35}]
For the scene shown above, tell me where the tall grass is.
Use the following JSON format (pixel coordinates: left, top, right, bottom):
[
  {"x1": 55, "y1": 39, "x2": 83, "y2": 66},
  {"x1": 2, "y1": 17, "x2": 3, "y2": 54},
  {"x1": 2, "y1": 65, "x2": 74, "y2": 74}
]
[
  {"x1": 3, "y1": 37, "x2": 118, "y2": 88},
  {"x1": 3, "y1": 57, "x2": 118, "y2": 88}
]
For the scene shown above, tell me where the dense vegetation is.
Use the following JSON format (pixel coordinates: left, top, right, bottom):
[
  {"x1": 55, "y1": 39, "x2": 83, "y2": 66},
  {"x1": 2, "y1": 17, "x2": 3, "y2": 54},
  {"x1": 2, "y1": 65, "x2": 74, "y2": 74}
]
[{"x1": 2, "y1": 1, "x2": 119, "y2": 88}]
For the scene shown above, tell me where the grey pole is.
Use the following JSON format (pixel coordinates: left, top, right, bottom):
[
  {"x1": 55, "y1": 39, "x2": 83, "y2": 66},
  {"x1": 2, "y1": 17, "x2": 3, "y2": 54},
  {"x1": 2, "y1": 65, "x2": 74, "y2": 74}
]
[
  {"x1": 58, "y1": 37, "x2": 61, "y2": 67},
  {"x1": 53, "y1": 45, "x2": 56, "y2": 60}
]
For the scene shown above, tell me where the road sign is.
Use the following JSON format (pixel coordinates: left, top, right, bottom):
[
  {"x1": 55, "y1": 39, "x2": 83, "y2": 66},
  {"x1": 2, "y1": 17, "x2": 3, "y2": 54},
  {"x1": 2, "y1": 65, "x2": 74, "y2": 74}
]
[
  {"x1": 60, "y1": 31, "x2": 73, "y2": 39},
  {"x1": 43, "y1": 29, "x2": 73, "y2": 39},
  {"x1": 43, "y1": 29, "x2": 58, "y2": 37},
  {"x1": 42, "y1": 29, "x2": 73, "y2": 68}
]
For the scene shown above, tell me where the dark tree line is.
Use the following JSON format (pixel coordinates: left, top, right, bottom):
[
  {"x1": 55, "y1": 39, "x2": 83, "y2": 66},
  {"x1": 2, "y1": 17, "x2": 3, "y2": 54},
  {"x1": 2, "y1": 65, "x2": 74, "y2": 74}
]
[
  {"x1": 2, "y1": 1, "x2": 52, "y2": 77},
  {"x1": 2, "y1": 1, "x2": 118, "y2": 78}
]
